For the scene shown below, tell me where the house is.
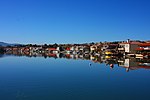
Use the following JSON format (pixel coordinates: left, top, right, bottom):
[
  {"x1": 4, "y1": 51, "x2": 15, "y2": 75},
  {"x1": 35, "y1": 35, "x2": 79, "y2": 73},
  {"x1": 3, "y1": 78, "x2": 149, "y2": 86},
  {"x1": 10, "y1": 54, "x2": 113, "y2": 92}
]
[
  {"x1": 90, "y1": 45, "x2": 97, "y2": 53},
  {"x1": 135, "y1": 43, "x2": 150, "y2": 57},
  {"x1": 70, "y1": 47, "x2": 75, "y2": 51},
  {"x1": 83, "y1": 46, "x2": 90, "y2": 53},
  {"x1": 90, "y1": 45, "x2": 97, "y2": 51},
  {"x1": 24, "y1": 47, "x2": 30, "y2": 52},
  {"x1": 136, "y1": 43, "x2": 150, "y2": 51},
  {"x1": 101, "y1": 44, "x2": 118, "y2": 55},
  {"x1": 46, "y1": 47, "x2": 59, "y2": 54},
  {"x1": 29, "y1": 47, "x2": 42, "y2": 53},
  {"x1": 118, "y1": 42, "x2": 149, "y2": 57},
  {"x1": 65, "y1": 47, "x2": 72, "y2": 54},
  {"x1": 4, "y1": 47, "x2": 12, "y2": 52},
  {"x1": 12, "y1": 47, "x2": 18, "y2": 51},
  {"x1": 118, "y1": 41, "x2": 140, "y2": 54}
]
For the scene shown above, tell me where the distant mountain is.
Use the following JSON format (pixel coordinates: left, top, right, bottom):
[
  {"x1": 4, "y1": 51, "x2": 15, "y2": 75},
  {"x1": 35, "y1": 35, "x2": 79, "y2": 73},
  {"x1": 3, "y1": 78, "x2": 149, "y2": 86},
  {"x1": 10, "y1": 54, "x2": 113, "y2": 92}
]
[
  {"x1": 0, "y1": 42, "x2": 23, "y2": 47},
  {"x1": 0, "y1": 42, "x2": 9, "y2": 46}
]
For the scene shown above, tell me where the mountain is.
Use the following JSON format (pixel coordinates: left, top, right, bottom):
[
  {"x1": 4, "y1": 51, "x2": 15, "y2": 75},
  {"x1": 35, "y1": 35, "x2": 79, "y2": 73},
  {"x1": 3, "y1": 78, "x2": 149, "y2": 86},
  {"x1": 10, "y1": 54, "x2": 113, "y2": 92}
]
[
  {"x1": 0, "y1": 42, "x2": 23, "y2": 47},
  {"x1": 0, "y1": 42, "x2": 10, "y2": 46}
]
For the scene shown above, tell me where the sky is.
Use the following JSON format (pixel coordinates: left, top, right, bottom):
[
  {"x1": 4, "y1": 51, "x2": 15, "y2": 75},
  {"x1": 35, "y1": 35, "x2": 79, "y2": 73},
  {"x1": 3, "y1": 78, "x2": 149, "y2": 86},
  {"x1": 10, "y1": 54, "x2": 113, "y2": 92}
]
[{"x1": 0, "y1": 0, "x2": 150, "y2": 44}]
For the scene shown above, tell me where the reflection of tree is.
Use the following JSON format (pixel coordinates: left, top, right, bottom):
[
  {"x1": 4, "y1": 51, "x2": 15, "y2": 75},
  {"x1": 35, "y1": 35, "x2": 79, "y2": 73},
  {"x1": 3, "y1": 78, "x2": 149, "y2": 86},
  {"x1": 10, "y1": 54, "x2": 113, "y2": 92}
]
[
  {"x1": 0, "y1": 54, "x2": 4, "y2": 58},
  {"x1": 0, "y1": 48, "x2": 5, "y2": 54}
]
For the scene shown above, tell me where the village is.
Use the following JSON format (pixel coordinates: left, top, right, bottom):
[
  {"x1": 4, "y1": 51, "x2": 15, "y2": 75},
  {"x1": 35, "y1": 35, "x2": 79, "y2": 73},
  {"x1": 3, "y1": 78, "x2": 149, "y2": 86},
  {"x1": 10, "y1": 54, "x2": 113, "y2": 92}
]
[
  {"x1": 0, "y1": 39, "x2": 150, "y2": 72},
  {"x1": 1, "y1": 39, "x2": 150, "y2": 58}
]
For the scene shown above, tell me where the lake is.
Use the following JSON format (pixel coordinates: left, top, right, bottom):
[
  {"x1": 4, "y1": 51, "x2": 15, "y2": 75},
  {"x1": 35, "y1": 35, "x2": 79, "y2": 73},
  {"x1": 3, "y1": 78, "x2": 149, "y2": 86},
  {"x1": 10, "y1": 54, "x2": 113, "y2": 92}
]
[{"x1": 0, "y1": 55, "x2": 150, "y2": 100}]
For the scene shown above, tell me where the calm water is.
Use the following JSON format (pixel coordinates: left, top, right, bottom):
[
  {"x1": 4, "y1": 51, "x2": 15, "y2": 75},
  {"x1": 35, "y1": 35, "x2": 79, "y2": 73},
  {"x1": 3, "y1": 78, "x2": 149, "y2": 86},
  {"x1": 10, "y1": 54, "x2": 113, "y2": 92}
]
[{"x1": 0, "y1": 55, "x2": 150, "y2": 100}]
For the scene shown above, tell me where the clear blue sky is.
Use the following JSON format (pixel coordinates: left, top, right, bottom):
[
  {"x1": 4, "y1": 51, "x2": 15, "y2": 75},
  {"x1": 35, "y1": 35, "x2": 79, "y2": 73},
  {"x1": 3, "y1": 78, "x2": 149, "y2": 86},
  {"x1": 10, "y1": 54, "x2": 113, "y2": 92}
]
[{"x1": 0, "y1": 0, "x2": 150, "y2": 44}]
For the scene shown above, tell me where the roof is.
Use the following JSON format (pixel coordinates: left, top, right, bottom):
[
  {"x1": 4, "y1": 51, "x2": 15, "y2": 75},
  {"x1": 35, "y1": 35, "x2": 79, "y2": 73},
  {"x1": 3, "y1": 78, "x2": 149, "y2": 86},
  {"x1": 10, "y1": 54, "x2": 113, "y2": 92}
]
[
  {"x1": 135, "y1": 48, "x2": 144, "y2": 51},
  {"x1": 119, "y1": 42, "x2": 141, "y2": 45},
  {"x1": 108, "y1": 44, "x2": 118, "y2": 46},
  {"x1": 47, "y1": 48, "x2": 57, "y2": 50},
  {"x1": 66, "y1": 47, "x2": 70, "y2": 51},
  {"x1": 120, "y1": 42, "x2": 150, "y2": 46},
  {"x1": 138, "y1": 43, "x2": 150, "y2": 47},
  {"x1": 135, "y1": 47, "x2": 150, "y2": 51}
]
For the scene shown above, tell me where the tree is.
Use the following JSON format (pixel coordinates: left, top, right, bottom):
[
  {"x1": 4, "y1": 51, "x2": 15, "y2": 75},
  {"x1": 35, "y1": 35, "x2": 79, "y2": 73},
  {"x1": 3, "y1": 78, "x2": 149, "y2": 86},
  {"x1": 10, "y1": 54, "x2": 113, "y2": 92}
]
[
  {"x1": 43, "y1": 44, "x2": 48, "y2": 49},
  {"x1": 33, "y1": 44, "x2": 38, "y2": 47},
  {"x1": 53, "y1": 43, "x2": 58, "y2": 48}
]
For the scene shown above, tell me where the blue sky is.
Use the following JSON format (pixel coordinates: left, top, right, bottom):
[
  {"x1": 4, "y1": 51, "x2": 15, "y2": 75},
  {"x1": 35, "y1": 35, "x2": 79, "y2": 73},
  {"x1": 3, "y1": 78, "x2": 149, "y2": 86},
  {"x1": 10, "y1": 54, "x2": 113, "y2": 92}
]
[{"x1": 0, "y1": 0, "x2": 150, "y2": 44}]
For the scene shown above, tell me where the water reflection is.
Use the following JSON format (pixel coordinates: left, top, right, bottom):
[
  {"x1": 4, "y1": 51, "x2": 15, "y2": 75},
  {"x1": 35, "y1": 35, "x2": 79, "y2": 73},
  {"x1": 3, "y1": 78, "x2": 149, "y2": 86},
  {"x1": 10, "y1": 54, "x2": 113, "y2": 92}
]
[
  {"x1": 1, "y1": 51, "x2": 150, "y2": 72},
  {"x1": 0, "y1": 52, "x2": 150, "y2": 100}
]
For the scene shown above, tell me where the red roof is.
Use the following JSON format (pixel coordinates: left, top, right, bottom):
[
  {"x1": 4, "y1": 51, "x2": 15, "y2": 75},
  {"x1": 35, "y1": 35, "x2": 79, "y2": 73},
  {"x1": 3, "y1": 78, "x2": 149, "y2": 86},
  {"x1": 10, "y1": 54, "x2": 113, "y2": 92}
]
[
  {"x1": 135, "y1": 48, "x2": 144, "y2": 51},
  {"x1": 48, "y1": 48, "x2": 56, "y2": 51},
  {"x1": 135, "y1": 47, "x2": 150, "y2": 51},
  {"x1": 66, "y1": 47, "x2": 70, "y2": 51},
  {"x1": 13, "y1": 48, "x2": 18, "y2": 50},
  {"x1": 138, "y1": 43, "x2": 150, "y2": 47}
]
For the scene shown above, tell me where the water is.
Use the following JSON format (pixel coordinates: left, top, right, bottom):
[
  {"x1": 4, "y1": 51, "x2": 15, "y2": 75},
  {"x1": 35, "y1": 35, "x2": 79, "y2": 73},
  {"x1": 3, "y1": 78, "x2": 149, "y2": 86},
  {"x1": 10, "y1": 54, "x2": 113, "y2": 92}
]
[{"x1": 0, "y1": 55, "x2": 150, "y2": 100}]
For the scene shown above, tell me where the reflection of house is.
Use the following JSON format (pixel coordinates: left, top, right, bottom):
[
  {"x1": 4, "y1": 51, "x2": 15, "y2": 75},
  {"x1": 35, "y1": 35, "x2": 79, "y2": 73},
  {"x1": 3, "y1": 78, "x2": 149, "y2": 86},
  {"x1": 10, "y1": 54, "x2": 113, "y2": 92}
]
[
  {"x1": 138, "y1": 63, "x2": 150, "y2": 69},
  {"x1": 84, "y1": 54, "x2": 90, "y2": 60},
  {"x1": 23, "y1": 47, "x2": 30, "y2": 52},
  {"x1": 48, "y1": 53, "x2": 57, "y2": 58},
  {"x1": 118, "y1": 58, "x2": 139, "y2": 72},
  {"x1": 79, "y1": 54, "x2": 84, "y2": 59},
  {"x1": 118, "y1": 58, "x2": 150, "y2": 72},
  {"x1": 119, "y1": 59, "x2": 138, "y2": 67},
  {"x1": 65, "y1": 54, "x2": 71, "y2": 58},
  {"x1": 70, "y1": 54, "x2": 75, "y2": 59}
]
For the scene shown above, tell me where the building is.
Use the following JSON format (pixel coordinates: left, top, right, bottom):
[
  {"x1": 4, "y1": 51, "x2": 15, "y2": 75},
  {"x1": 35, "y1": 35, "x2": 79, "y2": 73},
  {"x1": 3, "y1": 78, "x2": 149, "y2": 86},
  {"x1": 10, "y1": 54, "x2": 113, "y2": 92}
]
[
  {"x1": 136, "y1": 43, "x2": 150, "y2": 55},
  {"x1": 118, "y1": 41, "x2": 140, "y2": 54},
  {"x1": 46, "y1": 47, "x2": 59, "y2": 54},
  {"x1": 101, "y1": 44, "x2": 118, "y2": 55}
]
